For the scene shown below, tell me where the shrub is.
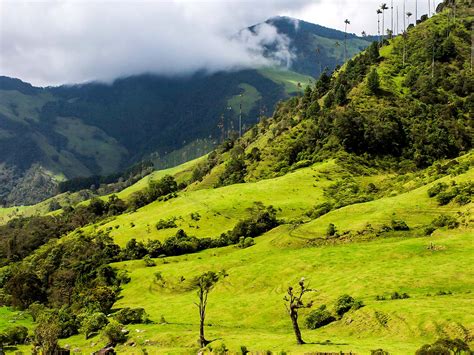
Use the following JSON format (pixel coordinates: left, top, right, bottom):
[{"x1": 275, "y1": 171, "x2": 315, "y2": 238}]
[
  {"x1": 80, "y1": 312, "x2": 108, "y2": 339},
  {"x1": 436, "y1": 189, "x2": 459, "y2": 205},
  {"x1": 34, "y1": 315, "x2": 61, "y2": 354},
  {"x1": 391, "y1": 219, "x2": 409, "y2": 231},
  {"x1": 415, "y1": 338, "x2": 470, "y2": 355},
  {"x1": 238, "y1": 237, "x2": 255, "y2": 249},
  {"x1": 1, "y1": 325, "x2": 28, "y2": 345},
  {"x1": 371, "y1": 350, "x2": 389, "y2": 355},
  {"x1": 116, "y1": 270, "x2": 131, "y2": 284},
  {"x1": 326, "y1": 223, "x2": 337, "y2": 237},
  {"x1": 334, "y1": 294, "x2": 363, "y2": 317},
  {"x1": 367, "y1": 68, "x2": 380, "y2": 94},
  {"x1": 102, "y1": 319, "x2": 127, "y2": 345},
  {"x1": 390, "y1": 291, "x2": 410, "y2": 300},
  {"x1": 427, "y1": 182, "x2": 448, "y2": 197},
  {"x1": 424, "y1": 226, "x2": 436, "y2": 236},
  {"x1": 190, "y1": 212, "x2": 201, "y2": 221},
  {"x1": 240, "y1": 345, "x2": 249, "y2": 354},
  {"x1": 113, "y1": 307, "x2": 148, "y2": 325},
  {"x1": 431, "y1": 215, "x2": 459, "y2": 229},
  {"x1": 307, "y1": 202, "x2": 333, "y2": 219},
  {"x1": 305, "y1": 305, "x2": 336, "y2": 329},
  {"x1": 143, "y1": 255, "x2": 156, "y2": 267},
  {"x1": 155, "y1": 217, "x2": 178, "y2": 230}
]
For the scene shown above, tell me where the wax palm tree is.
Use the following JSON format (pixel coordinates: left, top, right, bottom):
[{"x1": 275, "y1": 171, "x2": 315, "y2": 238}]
[
  {"x1": 377, "y1": 9, "x2": 383, "y2": 44},
  {"x1": 380, "y1": 3, "x2": 389, "y2": 45},
  {"x1": 344, "y1": 19, "x2": 350, "y2": 62},
  {"x1": 406, "y1": 11, "x2": 413, "y2": 27}
]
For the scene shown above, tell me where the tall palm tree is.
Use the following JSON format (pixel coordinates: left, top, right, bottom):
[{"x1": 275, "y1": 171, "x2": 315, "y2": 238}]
[
  {"x1": 315, "y1": 46, "x2": 322, "y2": 76},
  {"x1": 344, "y1": 19, "x2": 350, "y2": 62},
  {"x1": 377, "y1": 9, "x2": 383, "y2": 44},
  {"x1": 380, "y1": 3, "x2": 389, "y2": 45},
  {"x1": 415, "y1": 0, "x2": 418, "y2": 25},
  {"x1": 391, "y1": 0, "x2": 394, "y2": 35},
  {"x1": 406, "y1": 11, "x2": 413, "y2": 27}
]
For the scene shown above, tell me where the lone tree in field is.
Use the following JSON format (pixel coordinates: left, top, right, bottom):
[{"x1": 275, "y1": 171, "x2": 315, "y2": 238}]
[
  {"x1": 284, "y1": 278, "x2": 315, "y2": 345},
  {"x1": 193, "y1": 271, "x2": 219, "y2": 348}
]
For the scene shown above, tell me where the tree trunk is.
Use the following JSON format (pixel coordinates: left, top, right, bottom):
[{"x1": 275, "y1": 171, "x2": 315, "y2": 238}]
[
  {"x1": 290, "y1": 310, "x2": 305, "y2": 345},
  {"x1": 199, "y1": 307, "x2": 208, "y2": 348}
]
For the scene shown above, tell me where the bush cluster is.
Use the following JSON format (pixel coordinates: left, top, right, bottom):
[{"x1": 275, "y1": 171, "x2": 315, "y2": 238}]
[
  {"x1": 428, "y1": 181, "x2": 473, "y2": 206},
  {"x1": 305, "y1": 294, "x2": 364, "y2": 330}
]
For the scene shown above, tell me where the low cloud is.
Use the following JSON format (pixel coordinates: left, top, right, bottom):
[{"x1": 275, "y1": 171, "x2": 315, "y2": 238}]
[{"x1": 0, "y1": 0, "x2": 314, "y2": 86}]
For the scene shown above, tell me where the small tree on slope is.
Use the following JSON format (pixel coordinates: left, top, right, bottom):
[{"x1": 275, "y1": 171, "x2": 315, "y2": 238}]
[
  {"x1": 284, "y1": 278, "x2": 315, "y2": 345},
  {"x1": 193, "y1": 271, "x2": 220, "y2": 348}
]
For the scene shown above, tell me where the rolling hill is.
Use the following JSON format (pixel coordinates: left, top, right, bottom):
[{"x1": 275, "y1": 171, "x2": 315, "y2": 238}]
[
  {"x1": 0, "y1": 1, "x2": 472, "y2": 354},
  {"x1": 0, "y1": 16, "x2": 373, "y2": 206}
]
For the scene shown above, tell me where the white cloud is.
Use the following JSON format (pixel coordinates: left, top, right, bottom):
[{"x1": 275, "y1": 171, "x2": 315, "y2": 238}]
[
  {"x1": 0, "y1": 0, "x2": 314, "y2": 86},
  {"x1": 0, "y1": 0, "x2": 442, "y2": 86}
]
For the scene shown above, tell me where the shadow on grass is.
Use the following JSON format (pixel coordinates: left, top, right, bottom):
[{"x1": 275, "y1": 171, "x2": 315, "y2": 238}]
[{"x1": 304, "y1": 340, "x2": 349, "y2": 346}]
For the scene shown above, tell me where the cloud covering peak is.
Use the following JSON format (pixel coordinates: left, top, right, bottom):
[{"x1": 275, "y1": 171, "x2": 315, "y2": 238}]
[{"x1": 0, "y1": 0, "x2": 314, "y2": 86}]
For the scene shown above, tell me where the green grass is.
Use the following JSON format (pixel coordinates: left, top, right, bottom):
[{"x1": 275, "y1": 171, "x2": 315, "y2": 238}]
[
  {"x1": 54, "y1": 117, "x2": 128, "y2": 175},
  {"x1": 0, "y1": 307, "x2": 33, "y2": 331},
  {"x1": 91, "y1": 160, "x2": 338, "y2": 247},
  {"x1": 259, "y1": 68, "x2": 313, "y2": 94},
  {"x1": 4, "y1": 157, "x2": 473, "y2": 354},
  {"x1": 227, "y1": 83, "x2": 262, "y2": 117},
  {"x1": 55, "y1": 227, "x2": 472, "y2": 354}
]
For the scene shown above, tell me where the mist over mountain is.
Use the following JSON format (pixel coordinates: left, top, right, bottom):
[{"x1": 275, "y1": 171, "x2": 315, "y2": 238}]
[{"x1": 0, "y1": 16, "x2": 372, "y2": 205}]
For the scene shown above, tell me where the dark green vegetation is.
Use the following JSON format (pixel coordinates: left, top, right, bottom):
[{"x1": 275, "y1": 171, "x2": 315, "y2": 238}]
[
  {"x1": 251, "y1": 16, "x2": 375, "y2": 77},
  {"x1": 0, "y1": 17, "x2": 374, "y2": 206},
  {"x1": 0, "y1": 2, "x2": 472, "y2": 353}
]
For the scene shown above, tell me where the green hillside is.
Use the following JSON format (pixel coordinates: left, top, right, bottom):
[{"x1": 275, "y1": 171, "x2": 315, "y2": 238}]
[
  {"x1": 0, "y1": 15, "x2": 375, "y2": 206},
  {"x1": 0, "y1": 2, "x2": 472, "y2": 354}
]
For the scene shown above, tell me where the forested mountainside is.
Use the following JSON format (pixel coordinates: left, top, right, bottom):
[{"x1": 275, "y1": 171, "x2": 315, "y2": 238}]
[
  {"x1": 0, "y1": 1, "x2": 472, "y2": 354},
  {"x1": 0, "y1": 16, "x2": 373, "y2": 207}
]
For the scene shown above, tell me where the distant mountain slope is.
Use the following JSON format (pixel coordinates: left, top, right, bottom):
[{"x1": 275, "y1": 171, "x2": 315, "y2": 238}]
[
  {"x1": 0, "y1": 17, "x2": 373, "y2": 206},
  {"x1": 0, "y1": 69, "x2": 308, "y2": 205},
  {"x1": 251, "y1": 16, "x2": 374, "y2": 77}
]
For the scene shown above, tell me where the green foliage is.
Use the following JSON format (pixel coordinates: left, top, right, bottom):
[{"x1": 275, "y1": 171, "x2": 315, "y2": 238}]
[
  {"x1": 334, "y1": 294, "x2": 364, "y2": 317},
  {"x1": 79, "y1": 312, "x2": 108, "y2": 339},
  {"x1": 113, "y1": 307, "x2": 149, "y2": 325},
  {"x1": 129, "y1": 175, "x2": 178, "y2": 210},
  {"x1": 0, "y1": 325, "x2": 28, "y2": 345},
  {"x1": 307, "y1": 202, "x2": 333, "y2": 219},
  {"x1": 431, "y1": 214, "x2": 459, "y2": 229},
  {"x1": 143, "y1": 255, "x2": 156, "y2": 267},
  {"x1": 428, "y1": 181, "x2": 473, "y2": 206},
  {"x1": 304, "y1": 305, "x2": 336, "y2": 329},
  {"x1": 326, "y1": 223, "x2": 337, "y2": 237},
  {"x1": 367, "y1": 69, "x2": 380, "y2": 94},
  {"x1": 391, "y1": 219, "x2": 409, "y2": 231},
  {"x1": 238, "y1": 237, "x2": 255, "y2": 249},
  {"x1": 324, "y1": 177, "x2": 373, "y2": 209},
  {"x1": 102, "y1": 319, "x2": 127, "y2": 345},
  {"x1": 390, "y1": 292, "x2": 410, "y2": 300},
  {"x1": 155, "y1": 217, "x2": 178, "y2": 230},
  {"x1": 415, "y1": 338, "x2": 471, "y2": 355},
  {"x1": 192, "y1": 271, "x2": 220, "y2": 293},
  {"x1": 216, "y1": 145, "x2": 247, "y2": 187},
  {"x1": 34, "y1": 314, "x2": 61, "y2": 354}
]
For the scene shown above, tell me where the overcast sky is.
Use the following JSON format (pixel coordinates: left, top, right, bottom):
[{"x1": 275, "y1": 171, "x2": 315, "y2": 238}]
[{"x1": 0, "y1": 0, "x2": 441, "y2": 86}]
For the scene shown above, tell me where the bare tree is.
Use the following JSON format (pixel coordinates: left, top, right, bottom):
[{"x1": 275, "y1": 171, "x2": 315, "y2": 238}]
[
  {"x1": 284, "y1": 278, "x2": 315, "y2": 345},
  {"x1": 193, "y1": 271, "x2": 219, "y2": 348}
]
